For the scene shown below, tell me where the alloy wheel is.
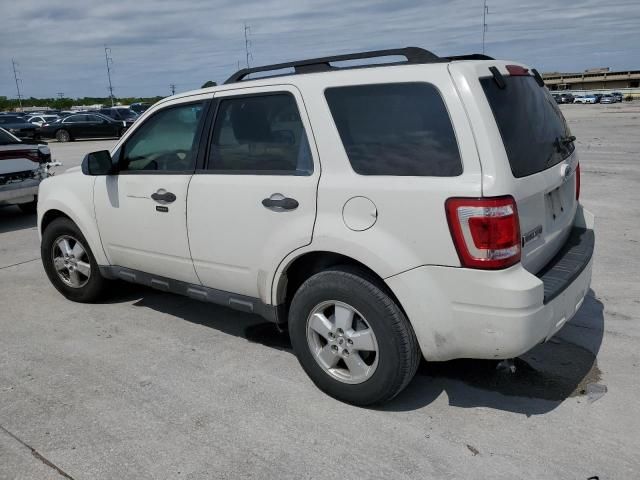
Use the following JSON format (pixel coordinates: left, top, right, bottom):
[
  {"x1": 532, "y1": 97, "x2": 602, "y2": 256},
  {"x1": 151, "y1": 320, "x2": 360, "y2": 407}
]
[
  {"x1": 306, "y1": 300, "x2": 379, "y2": 384},
  {"x1": 51, "y1": 235, "x2": 91, "y2": 288}
]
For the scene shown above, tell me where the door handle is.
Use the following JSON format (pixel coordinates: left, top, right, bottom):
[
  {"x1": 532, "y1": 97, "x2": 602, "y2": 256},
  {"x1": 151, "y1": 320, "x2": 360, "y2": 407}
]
[
  {"x1": 151, "y1": 190, "x2": 177, "y2": 204},
  {"x1": 262, "y1": 193, "x2": 299, "y2": 211}
]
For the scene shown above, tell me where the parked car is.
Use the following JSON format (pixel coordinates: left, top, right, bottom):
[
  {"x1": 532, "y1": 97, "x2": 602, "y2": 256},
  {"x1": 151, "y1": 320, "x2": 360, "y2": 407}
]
[
  {"x1": 551, "y1": 93, "x2": 562, "y2": 104},
  {"x1": 600, "y1": 94, "x2": 616, "y2": 104},
  {"x1": 38, "y1": 113, "x2": 127, "y2": 142},
  {"x1": 0, "y1": 127, "x2": 56, "y2": 213},
  {"x1": 27, "y1": 114, "x2": 60, "y2": 127},
  {"x1": 592, "y1": 93, "x2": 603, "y2": 103},
  {"x1": 611, "y1": 92, "x2": 623, "y2": 102},
  {"x1": 0, "y1": 115, "x2": 38, "y2": 140},
  {"x1": 558, "y1": 93, "x2": 574, "y2": 104},
  {"x1": 96, "y1": 107, "x2": 138, "y2": 126},
  {"x1": 130, "y1": 102, "x2": 151, "y2": 114},
  {"x1": 574, "y1": 94, "x2": 597, "y2": 104},
  {"x1": 37, "y1": 48, "x2": 594, "y2": 405}
]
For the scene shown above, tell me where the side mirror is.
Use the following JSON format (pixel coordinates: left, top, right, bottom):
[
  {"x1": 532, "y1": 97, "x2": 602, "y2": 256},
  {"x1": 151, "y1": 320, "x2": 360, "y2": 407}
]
[{"x1": 81, "y1": 150, "x2": 117, "y2": 176}]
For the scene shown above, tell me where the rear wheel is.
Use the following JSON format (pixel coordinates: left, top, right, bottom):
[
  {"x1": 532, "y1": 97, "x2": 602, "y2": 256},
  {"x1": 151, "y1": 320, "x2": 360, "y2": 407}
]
[
  {"x1": 288, "y1": 267, "x2": 420, "y2": 406},
  {"x1": 41, "y1": 217, "x2": 109, "y2": 302},
  {"x1": 55, "y1": 129, "x2": 71, "y2": 142}
]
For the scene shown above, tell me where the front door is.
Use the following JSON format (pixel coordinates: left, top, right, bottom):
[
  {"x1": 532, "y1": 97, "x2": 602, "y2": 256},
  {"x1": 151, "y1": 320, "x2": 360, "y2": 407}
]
[
  {"x1": 187, "y1": 86, "x2": 319, "y2": 300},
  {"x1": 94, "y1": 99, "x2": 208, "y2": 283}
]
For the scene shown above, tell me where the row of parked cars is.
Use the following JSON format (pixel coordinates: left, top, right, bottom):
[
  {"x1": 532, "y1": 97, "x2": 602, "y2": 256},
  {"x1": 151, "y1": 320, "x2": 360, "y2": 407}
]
[
  {"x1": 551, "y1": 92, "x2": 623, "y2": 104},
  {"x1": 0, "y1": 103, "x2": 151, "y2": 214},
  {"x1": 0, "y1": 103, "x2": 150, "y2": 142}
]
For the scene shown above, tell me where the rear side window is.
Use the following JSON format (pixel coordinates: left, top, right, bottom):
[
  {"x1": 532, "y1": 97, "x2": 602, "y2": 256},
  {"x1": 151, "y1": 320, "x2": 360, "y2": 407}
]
[
  {"x1": 481, "y1": 75, "x2": 574, "y2": 178},
  {"x1": 325, "y1": 83, "x2": 462, "y2": 176},
  {"x1": 208, "y1": 94, "x2": 313, "y2": 175}
]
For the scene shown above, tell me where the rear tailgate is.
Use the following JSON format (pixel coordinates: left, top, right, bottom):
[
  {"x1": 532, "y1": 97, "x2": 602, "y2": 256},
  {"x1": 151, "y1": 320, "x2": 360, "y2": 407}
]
[{"x1": 449, "y1": 61, "x2": 579, "y2": 273}]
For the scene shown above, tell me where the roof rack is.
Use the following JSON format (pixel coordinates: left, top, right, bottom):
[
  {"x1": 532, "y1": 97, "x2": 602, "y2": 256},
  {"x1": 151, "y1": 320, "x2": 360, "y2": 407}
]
[{"x1": 225, "y1": 47, "x2": 493, "y2": 84}]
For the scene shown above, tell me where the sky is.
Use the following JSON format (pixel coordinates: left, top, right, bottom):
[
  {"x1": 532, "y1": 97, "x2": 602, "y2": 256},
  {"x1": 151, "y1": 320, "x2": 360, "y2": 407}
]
[{"x1": 2, "y1": 0, "x2": 640, "y2": 99}]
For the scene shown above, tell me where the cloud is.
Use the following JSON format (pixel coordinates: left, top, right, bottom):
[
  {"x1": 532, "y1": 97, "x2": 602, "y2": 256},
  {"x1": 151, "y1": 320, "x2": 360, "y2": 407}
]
[{"x1": 1, "y1": 0, "x2": 639, "y2": 98}]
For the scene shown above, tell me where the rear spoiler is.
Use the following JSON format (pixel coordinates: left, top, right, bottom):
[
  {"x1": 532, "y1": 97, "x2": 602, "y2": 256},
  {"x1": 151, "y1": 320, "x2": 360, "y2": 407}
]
[{"x1": 489, "y1": 65, "x2": 545, "y2": 89}]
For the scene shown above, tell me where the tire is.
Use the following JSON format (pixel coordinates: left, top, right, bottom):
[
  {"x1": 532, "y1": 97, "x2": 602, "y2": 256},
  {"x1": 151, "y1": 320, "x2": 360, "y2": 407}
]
[
  {"x1": 288, "y1": 267, "x2": 420, "y2": 406},
  {"x1": 18, "y1": 197, "x2": 37, "y2": 214},
  {"x1": 55, "y1": 129, "x2": 71, "y2": 142},
  {"x1": 41, "y1": 217, "x2": 109, "y2": 303}
]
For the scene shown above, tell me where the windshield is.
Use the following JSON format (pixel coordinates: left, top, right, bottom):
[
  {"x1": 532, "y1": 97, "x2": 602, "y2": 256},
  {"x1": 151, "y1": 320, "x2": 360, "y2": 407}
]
[{"x1": 481, "y1": 75, "x2": 574, "y2": 178}]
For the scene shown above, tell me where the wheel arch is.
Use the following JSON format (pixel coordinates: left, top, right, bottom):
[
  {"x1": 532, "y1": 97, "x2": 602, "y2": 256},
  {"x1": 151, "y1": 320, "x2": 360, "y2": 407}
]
[{"x1": 273, "y1": 250, "x2": 406, "y2": 321}]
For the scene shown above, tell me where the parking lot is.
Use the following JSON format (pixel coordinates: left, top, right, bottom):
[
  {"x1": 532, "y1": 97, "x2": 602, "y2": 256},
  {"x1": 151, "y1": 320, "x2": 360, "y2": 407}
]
[{"x1": 1, "y1": 103, "x2": 639, "y2": 479}]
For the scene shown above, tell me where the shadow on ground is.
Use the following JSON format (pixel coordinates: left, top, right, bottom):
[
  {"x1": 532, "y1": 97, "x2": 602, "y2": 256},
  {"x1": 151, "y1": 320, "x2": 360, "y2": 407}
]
[
  {"x1": 0, "y1": 207, "x2": 36, "y2": 234},
  {"x1": 106, "y1": 283, "x2": 604, "y2": 416}
]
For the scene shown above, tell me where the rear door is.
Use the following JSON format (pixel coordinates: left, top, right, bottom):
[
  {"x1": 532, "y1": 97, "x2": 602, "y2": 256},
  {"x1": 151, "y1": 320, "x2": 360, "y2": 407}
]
[
  {"x1": 450, "y1": 62, "x2": 579, "y2": 273},
  {"x1": 186, "y1": 85, "x2": 319, "y2": 300}
]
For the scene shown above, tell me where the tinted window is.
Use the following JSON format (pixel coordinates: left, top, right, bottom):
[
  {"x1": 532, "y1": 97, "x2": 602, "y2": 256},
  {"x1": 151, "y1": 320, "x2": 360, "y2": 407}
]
[
  {"x1": 0, "y1": 129, "x2": 18, "y2": 143},
  {"x1": 0, "y1": 116, "x2": 23, "y2": 123},
  {"x1": 325, "y1": 83, "x2": 462, "y2": 176},
  {"x1": 64, "y1": 115, "x2": 87, "y2": 123},
  {"x1": 121, "y1": 102, "x2": 203, "y2": 172},
  {"x1": 208, "y1": 94, "x2": 312, "y2": 174},
  {"x1": 481, "y1": 76, "x2": 574, "y2": 178}
]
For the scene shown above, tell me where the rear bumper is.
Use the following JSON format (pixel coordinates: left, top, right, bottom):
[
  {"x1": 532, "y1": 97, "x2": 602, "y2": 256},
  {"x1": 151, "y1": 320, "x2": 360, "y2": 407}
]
[
  {"x1": 0, "y1": 178, "x2": 40, "y2": 204},
  {"x1": 386, "y1": 206, "x2": 595, "y2": 361}
]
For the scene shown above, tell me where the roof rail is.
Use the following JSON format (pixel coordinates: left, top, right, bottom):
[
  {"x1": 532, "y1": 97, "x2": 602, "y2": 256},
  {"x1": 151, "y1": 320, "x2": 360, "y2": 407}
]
[{"x1": 224, "y1": 47, "x2": 441, "y2": 84}]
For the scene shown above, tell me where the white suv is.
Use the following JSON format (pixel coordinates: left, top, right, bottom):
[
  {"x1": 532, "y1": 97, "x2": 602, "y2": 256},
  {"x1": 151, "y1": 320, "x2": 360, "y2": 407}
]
[{"x1": 37, "y1": 48, "x2": 595, "y2": 405}]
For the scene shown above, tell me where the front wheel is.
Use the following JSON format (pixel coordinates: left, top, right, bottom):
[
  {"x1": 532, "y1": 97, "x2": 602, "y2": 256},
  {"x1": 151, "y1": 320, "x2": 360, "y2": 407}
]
[
  {"x1": 41, "y1": 217, "x2": 109, "y2": 302},
  {"x1": 288, "y1": 267, "x2": 420, "y2": 406}
]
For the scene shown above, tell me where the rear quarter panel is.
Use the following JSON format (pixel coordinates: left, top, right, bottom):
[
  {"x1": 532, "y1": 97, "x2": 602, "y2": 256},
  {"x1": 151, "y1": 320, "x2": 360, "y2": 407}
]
[{"x1": 271, "y1": 64, "x2": 483, "y2": 302}]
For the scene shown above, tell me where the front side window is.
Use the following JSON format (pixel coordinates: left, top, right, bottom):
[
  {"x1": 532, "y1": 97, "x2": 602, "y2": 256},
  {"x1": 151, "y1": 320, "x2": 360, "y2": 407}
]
[
  {"x1": 121, "y1": 102, "x2": 204, "y2": 172},
  {"x1": 208, "y1": 94, "x2": 313, "y2": 175},
  {"x1": 325, "y1": 83, "x2": 463, "y2": 176}
]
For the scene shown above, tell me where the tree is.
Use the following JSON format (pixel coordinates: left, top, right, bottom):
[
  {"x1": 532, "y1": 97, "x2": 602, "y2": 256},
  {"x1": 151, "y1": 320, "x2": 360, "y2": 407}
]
[{"x1": 201, "y1": 81, "x2": 217, "y2": 88}]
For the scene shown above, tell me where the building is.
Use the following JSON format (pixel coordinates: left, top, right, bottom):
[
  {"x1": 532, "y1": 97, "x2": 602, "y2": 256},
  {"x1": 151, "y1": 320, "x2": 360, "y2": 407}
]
[{"x1": 543, "y1": 69, "x2": 640, "y2": 96}]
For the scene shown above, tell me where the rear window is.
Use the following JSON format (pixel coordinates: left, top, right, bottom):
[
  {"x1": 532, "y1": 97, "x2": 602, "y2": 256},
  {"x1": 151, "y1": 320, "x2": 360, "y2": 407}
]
[
  {"x1": 481, "y1": 75, "x2": 574, "y2": 178},
  {"x1": 325, "y1": 83, "x2": 462, "y2": 176}
]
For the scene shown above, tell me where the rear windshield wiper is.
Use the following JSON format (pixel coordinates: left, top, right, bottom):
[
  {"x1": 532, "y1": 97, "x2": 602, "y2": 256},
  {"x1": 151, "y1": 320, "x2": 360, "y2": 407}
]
[{"x1": 559, "y1": 135, "x2": 576, "y2": 144}]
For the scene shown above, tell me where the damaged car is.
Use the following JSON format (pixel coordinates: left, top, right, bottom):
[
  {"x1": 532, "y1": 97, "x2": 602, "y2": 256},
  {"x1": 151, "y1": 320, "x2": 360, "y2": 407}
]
[{"x1": 0, "y1": 127, "x2": 59, "y2": 214}]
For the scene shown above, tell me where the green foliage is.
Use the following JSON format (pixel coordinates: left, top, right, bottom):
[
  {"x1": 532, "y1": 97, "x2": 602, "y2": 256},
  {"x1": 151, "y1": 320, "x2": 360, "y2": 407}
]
[{"x1": 0, "y1": 96, "x2": 166, "y2": 111}]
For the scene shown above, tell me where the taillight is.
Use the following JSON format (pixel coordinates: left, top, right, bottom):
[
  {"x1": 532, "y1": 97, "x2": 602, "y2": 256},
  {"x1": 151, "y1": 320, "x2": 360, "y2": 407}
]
[
  {"x1": 445, "y1": 196, "x2": 521, "y2": 270},
  {"x1": 575, "y1": 163, "x2": 581, "y2": 201}
]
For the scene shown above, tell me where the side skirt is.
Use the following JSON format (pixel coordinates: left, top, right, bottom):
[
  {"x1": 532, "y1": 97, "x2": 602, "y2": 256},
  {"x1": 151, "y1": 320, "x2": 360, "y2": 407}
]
[{"x1": 99, "y1": 266, "x2": 280, "y2": 323}]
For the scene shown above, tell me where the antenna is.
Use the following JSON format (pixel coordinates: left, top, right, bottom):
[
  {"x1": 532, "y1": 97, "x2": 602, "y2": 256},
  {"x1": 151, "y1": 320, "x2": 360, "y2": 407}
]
[
  {"x1": 244, "y1": 23, "x2": 253, "y2": 69},
  {"x1": 170, "y1": 83, "x2": 176, "y2": 95},
  {"x1": 11, "y1": 59, "x2": 23, "y2": 110},
  {"x1": 104, "y1": 46, "x2": 115, "y2": 106},
  {"x1": 482, "y1": 0, "x2": 489, "y2": 55}
]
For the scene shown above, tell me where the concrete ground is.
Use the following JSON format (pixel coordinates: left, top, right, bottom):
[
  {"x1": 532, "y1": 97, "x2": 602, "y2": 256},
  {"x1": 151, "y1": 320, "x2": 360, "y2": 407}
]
[{"x1": 1, "y1": 104, "x2": 639, "y2": 479}]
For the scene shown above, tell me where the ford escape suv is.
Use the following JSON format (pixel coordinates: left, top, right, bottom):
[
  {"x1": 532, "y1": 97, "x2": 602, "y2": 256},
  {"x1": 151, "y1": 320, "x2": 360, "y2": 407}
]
[{"x1": 37, "y1": 48, "x2": 594, "y2": 406}]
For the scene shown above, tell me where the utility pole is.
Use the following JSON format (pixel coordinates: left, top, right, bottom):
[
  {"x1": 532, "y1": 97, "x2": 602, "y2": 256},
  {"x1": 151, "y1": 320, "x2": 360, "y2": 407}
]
[
  {"x1": 170, "y1": 84, "x2": 176, "y2": 95},
  {"x1": 244, "y1": 23, "x2": 252, "y2": 69},
  {"x1": 104, "y1": 46, "x2": 115, "y2": 106},
  {"x1": 482, "y1": 0, "x2": 489, "y2": 55},
  {"x1": 57, "y1": 92, "x2": 65, "y2": 99},
  {"x1": 11, "y1": 59, "x2": 23, "y2": 110}
]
